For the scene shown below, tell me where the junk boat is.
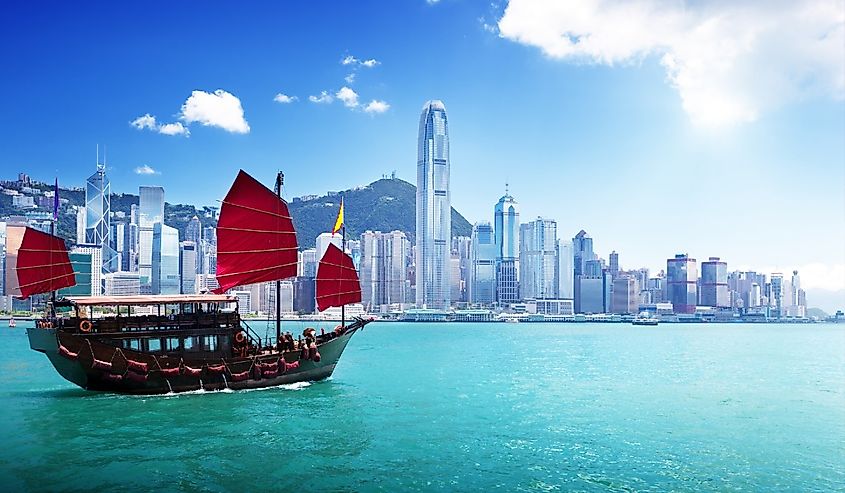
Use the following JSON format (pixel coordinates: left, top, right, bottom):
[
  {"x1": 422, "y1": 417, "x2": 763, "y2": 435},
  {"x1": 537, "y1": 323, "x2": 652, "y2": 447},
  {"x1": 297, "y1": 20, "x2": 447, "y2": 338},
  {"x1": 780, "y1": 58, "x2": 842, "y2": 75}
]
[{"x1": 17, "y1": 170, "x2": 371, "y2": 394}]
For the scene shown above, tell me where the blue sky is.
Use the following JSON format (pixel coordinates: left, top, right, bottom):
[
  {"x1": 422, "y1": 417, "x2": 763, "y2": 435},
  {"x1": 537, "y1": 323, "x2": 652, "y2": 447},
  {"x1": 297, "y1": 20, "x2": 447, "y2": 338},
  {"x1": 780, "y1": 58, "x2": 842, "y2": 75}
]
[{"x1": 1, "y1": 1, "x2": 843, "y2": 308}]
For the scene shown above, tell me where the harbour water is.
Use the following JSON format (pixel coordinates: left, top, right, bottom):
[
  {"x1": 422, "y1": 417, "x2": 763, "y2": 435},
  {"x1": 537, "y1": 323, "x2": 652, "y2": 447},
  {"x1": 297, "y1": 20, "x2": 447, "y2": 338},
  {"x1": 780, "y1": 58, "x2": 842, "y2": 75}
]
[{"x1": 1, "y1": 321, "x2": 843, "y2": 491}]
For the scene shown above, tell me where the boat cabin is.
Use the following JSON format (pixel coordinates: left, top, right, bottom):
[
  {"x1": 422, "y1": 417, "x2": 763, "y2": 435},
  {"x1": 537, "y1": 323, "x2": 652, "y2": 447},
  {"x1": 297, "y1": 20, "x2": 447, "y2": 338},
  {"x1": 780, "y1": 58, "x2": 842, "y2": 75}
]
[{"x1": 52, "y1": 295, "x2": 247, "y2": 359}]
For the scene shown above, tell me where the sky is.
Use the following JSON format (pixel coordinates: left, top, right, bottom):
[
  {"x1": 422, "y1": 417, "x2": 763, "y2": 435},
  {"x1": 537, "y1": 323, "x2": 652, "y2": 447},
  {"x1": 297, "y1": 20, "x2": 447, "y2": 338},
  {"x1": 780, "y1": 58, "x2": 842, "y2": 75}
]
[{"x1": 1, "y1": 0, "x2": 844, "y2": 310}]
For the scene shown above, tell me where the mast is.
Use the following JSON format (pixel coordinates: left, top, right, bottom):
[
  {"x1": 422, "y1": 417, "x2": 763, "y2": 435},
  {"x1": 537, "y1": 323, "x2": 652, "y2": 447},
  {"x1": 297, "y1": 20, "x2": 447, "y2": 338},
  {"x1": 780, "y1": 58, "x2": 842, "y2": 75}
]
[
  {"x1": 49, "y1": 177, "x2": 58, "y2": 318},
  {"x1": 341, "y1": 211, "x2": 345, "y2": 328},
  {"x1": 274, "y1": 171, "x2": 283, "y2": 349}
]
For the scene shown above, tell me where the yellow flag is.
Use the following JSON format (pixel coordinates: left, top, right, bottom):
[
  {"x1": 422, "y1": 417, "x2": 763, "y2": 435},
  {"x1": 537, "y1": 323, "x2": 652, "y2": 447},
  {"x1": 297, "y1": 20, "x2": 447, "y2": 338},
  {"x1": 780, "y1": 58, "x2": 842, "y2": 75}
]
[{"x1": 332, "y1": 198, "x2": 344, "y2": 234}]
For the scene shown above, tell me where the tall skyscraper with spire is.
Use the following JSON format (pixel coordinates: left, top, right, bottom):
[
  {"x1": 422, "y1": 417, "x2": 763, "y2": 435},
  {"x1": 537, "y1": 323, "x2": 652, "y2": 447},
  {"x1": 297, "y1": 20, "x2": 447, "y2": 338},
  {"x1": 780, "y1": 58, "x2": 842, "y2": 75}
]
[
  {"x1": 494, "y1": 189, "x2": 520, "y2": 304},
  {"x1": 85, "y1": 152, "x2": 118, "y2": 273},
  {"x1": 416, "y1": 100, "x2": 451, "y2": 309}
]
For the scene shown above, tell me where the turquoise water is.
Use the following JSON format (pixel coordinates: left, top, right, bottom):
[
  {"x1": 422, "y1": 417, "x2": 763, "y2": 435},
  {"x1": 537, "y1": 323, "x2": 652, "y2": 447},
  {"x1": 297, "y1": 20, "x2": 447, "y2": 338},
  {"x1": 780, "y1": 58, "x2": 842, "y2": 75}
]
[{"x1": 1, "y1": 321, "x2": 843, "y2": 492}]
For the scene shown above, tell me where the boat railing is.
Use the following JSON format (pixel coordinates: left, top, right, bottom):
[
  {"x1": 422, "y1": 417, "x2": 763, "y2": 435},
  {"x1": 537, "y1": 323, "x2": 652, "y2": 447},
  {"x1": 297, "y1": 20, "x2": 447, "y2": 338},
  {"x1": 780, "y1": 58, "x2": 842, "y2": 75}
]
[{"x1": 239, "y1": 320, "x2": 263, "y2": 349}]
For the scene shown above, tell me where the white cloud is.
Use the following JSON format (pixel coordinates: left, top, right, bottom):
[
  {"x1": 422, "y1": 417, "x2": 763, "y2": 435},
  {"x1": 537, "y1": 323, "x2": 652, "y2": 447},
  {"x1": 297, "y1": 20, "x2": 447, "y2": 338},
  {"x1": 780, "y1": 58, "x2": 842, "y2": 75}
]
[
  {"x1": 341, "y1": 54, "x2": 380, "y2": 68},
  {"x1": 273, "y1": 93, "x2": 297, "y2": 104},
  {"x1": 130, "y1": 114, "x2": 157, "y2": 130},
  {"x1": 336, "y1": 86, "x2": 359, "y2": 108},
  {"x1": 497, "y1": 0, "x2": 845, "y2": 126},
  {"x1": 345, "y1": 73, "x2": 356, "y2": 84},
  {"x1": 179, "y1": 89, "x2": 250, "y2": 133},
  {"x1": 363, "y1": 100, "x2": 390, "y2": 114},
  {"x1": 131, "y1": 114, "x2": 189, "y2": 136},
  {"x1": 158, "y1": 122, "x2": 189, "y2": 136},
  {"x1": 427, "y1": 0, "x2": 441, "y2": 4},
  {"x1": 309, "y1": 91, "x2": 334, "y2": 104},
  {"x1": 134, "y1": 165, "x2": 160, "y2": 175}
]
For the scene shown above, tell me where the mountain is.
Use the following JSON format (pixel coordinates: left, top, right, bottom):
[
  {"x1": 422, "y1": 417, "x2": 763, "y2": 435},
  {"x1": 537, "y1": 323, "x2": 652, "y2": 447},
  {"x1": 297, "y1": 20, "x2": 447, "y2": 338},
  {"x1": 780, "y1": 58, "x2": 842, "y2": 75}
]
[
  {"x1": 0, "y1": 176, "x2": 473, "y2": 248},
  {"x1": 288, "y1": 177, "x2": 472, "y2": 247}
]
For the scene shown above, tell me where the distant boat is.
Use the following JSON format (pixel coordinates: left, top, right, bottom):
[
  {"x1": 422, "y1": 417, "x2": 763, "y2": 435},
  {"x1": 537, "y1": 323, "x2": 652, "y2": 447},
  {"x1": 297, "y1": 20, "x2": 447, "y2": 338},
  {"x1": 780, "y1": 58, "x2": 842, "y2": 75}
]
[
  {"x1": 8, "y1": 317, "x2": 15, "y2": 328},
  {"x1": 632, "y1": 311, "x2": 659, "y2": 326}
]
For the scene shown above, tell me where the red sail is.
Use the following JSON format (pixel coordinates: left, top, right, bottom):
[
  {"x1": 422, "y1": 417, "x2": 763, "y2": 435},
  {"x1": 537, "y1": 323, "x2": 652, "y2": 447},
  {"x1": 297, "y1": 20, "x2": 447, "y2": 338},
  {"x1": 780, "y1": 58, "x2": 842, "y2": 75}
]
[
  {"x1": 15, "y1": 227, "x2": 76, "y2": 299},
  {"x1": 316, "y1": 243, "x2": 361, "y2": 312},
  {"x1": 214, "y1": 170, "x2": 298, "y2": 293}
]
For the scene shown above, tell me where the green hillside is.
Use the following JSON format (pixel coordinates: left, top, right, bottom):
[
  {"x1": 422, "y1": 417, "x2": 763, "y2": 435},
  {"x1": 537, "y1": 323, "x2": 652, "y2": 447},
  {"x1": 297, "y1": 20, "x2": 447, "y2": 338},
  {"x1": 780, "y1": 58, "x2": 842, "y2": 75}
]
[{"x1": 289, "y1": 177, "x2": 471, "y2": 247}]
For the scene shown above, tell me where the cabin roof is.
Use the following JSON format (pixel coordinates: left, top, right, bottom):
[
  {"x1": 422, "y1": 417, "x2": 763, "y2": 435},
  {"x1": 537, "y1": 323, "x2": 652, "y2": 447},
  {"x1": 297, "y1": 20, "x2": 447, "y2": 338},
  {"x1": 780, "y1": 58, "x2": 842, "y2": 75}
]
[{"x1": 64, "y1": 294, "x2": 238, "y2": 306}]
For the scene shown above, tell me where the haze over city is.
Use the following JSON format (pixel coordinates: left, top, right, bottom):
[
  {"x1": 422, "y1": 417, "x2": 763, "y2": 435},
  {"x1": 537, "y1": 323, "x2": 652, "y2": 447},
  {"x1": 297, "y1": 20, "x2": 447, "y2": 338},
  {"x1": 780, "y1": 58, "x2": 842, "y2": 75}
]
[{"x1": 1, "y1": 1, "x2": 843, "y2": 309}]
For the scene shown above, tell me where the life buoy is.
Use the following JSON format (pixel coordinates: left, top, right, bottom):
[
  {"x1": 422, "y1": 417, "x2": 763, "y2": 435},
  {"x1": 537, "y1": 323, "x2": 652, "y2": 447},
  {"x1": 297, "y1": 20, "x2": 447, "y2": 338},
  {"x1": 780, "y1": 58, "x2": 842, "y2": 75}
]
[
  {"x1": 234, "y1": 331, "x2": 246, "y2": 345},
  {"x1": 79, "y1": 320, "x2": 92, "y2": 333}
]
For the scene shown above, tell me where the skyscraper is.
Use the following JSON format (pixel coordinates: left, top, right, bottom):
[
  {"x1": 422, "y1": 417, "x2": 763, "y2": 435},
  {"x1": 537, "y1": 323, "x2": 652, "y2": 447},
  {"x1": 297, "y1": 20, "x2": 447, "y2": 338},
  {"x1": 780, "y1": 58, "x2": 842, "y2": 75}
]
[
  {"x1": 494, "y1": 191, "x2": 520, "y2": 304},
  {"x1": 415, "y1": 100, "x2": 451, "y2": 309},
  {"x1": 85, "y1": 163, "x2": 118, "y2": 273},
  {"x1": 519, "y1": 218, "x2": 557, "y2": 300},
  {"x1": 609, "y1": 251, "x2": 619, "y2": 275},
  {"x1": 179, "y1": 241, "x2": 198, "y2": 294},
  {"x1": 667, "y1": 254, "x2": 698, "y2": 314},
  {"x1": 359, "y1": 230, "x2": 410, "y2": 311},
  {"x1": 557, "y1": 240, "x2": 574, "y2": 299},
  {"x1": 700, "y1": 257, "x2": 729, "y2": 308},
  {"x1": 572, "y1": 230, "x2": 595, "y2": 313},
  {"x1": 138, "y1": 186, "x2": 165, "y2": 292},
  {"x1": 468, "y1": 222, "x2": 495, "y2": 304},
  {"x1": 152, "y1": 223, "x2": 180, "y2": 295}
]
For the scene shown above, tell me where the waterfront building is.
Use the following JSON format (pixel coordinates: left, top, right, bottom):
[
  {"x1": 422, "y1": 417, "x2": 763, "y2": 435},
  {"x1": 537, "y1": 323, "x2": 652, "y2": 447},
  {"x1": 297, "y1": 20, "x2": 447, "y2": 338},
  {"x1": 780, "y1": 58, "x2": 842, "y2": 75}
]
[
  {"x1": 75, "y1": 206, "x2": 86, "y2": 244},
  {"x1": 611, "y1": 275, "x2": 639, "y2": 314},
  {"x1": 572, "y1": 230, "x2": 595, "y2": 313},
  {"x1": 179, "y1": 241, "x2": 198, "y2": 294},
  {"x1": 300, "y1": 248, "x2": 318, "y2": 278},
  {"x1": 519, "y1": 218, "x2": 557, "y2": 300},
  {"x1": 151, "y1": 223, "x2": 179, "y2": 295},
  {"x1": 700, "y1": 257, "x2": 730, "y2": 308},
  {"x1": 415, "y1": 100, "x2": 451, "y2": 309},
  {"x1": 57, "y1": 250, "x2": 95, "y2": 297},
  {"x1": 185, "y1": 215, "x2": 203, "y2": 273},
  {"x1": 231, "y1": 290, "x2": 251, "y2": 315},
  {"x1": 557, "y1": 240, "x2": 574, "y2": 300},
  {"x1": 67, "y1": 244, "x2": 103, "y2": 296},
  {"x1": 579, "y1": 276, "x2": 606, "y2": 314},
  {"x1": 316, "y1": 232, "x2": 342, "y2": 259},
  {"x1": 527, "y1": 298, "x2": 574, "y2": 316},
  {"x1": 103, "y1": 272, "x2": 140, "y2": 296},
  {"x1": 85, "y1": 164, "x2": 118, "y2": 273},
  {"x1": 609, "y1": 251, "x2": 619, "y2": 276},
  {"x1": 359, "y1": 230, "x2": 410, "y2": 311},
  {"x1": 450, "y1": 254, "x2": 462, "y2": 303},
  {"x1": 667, "y1": 254, "x2": 697, "y2": 314},
  {"x1": 293, "y1": 276, "x2": 316, "y2": 313},
  {"x1": 138, "y1": 186, "x2": 165, "y2": 292},
  {"x1": 494, "y1": 191, "x2": 520, "y2": 304},
  {"x1": 468, "y1": 222, "x2": 495, "y2": 305},
  {"x1": 196, "y1": 273, "x2": 219, "y2": 293},
  {"x1": 770, "y1": 273, "x2": 784, "y2": 318}
]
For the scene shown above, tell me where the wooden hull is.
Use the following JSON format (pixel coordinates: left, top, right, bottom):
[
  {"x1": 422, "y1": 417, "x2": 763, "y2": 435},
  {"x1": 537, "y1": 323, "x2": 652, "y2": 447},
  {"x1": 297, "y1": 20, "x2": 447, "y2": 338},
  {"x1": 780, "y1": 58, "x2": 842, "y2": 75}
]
[{"x1": 26, "y1": 324, "x2": 363, "y2": 395}]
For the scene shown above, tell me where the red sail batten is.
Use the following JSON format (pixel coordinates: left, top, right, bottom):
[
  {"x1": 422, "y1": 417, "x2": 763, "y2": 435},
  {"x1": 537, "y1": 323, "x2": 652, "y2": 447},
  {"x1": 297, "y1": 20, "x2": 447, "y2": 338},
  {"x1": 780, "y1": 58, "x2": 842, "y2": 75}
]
[
  {"x1": 316, "y1": 243, "x2": 361, "y2": 312},
  {"x1": 15, "y1": 227, "x2": 75, "y2": 299},
  {"x1": 214, "y1": 170, "x2": 299, "y2": 294}
]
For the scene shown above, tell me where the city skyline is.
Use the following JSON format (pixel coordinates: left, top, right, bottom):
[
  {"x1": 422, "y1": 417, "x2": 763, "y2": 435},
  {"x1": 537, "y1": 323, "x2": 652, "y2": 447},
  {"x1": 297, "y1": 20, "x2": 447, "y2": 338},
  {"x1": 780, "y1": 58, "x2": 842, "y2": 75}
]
[{"x1": 0, "y1": 1, "x2": 842, "y2": 308}]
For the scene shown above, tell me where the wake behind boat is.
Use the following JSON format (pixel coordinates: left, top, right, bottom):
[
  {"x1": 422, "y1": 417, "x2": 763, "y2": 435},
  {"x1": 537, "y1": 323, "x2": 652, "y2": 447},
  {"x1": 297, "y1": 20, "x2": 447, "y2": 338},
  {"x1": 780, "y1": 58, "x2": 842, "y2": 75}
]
[{"x1": 18, "y1": 170, "x2": 372, "y2": 394}]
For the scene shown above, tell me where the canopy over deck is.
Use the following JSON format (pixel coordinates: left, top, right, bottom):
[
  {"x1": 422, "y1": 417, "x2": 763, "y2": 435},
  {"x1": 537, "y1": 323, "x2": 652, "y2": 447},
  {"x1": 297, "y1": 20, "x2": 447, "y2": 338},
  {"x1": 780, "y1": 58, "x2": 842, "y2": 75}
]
[{"x1": 64, "y1": 294, "x2": 238, "y2": 307}]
